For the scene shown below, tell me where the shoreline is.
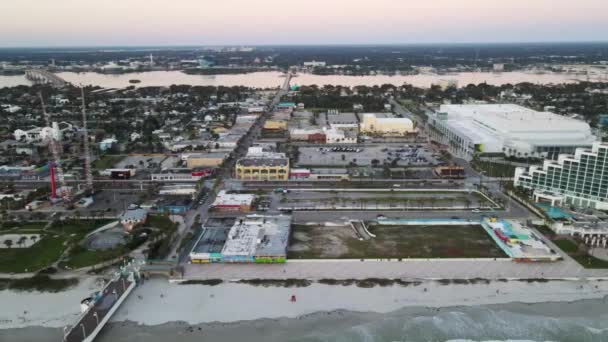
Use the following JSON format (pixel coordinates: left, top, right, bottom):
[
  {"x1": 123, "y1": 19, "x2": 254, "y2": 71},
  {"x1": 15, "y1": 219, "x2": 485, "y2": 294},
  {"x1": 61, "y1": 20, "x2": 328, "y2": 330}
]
[
  {"x1": 2, "y1": 276, "x2": 607, "y2": 329},
  {"x1": 3, "y1": 295, "x2": 608, "y2": 342}
]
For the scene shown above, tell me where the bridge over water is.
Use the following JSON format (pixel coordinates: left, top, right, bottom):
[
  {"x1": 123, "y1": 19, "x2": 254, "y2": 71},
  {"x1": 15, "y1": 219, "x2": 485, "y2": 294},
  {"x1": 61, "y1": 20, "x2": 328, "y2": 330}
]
[{"x1": 25, "y1": 69, "x2": 68, "y2": 87}]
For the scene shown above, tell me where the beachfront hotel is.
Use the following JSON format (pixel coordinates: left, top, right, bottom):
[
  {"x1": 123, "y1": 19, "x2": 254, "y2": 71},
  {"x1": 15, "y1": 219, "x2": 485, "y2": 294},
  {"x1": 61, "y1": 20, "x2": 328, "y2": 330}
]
[
  {"x1": 428, "y1": 104, "x2": 596, "y2": 160},
  {"x1": 514, "y1": 142, "x2": 608, "y2": 210}
]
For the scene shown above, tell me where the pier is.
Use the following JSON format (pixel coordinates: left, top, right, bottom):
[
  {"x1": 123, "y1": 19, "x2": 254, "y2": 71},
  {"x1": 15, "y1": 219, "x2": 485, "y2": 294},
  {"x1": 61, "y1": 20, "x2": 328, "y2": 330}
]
[{"x1": 62, "y1": 272, "x2": 137, "y2": 342}]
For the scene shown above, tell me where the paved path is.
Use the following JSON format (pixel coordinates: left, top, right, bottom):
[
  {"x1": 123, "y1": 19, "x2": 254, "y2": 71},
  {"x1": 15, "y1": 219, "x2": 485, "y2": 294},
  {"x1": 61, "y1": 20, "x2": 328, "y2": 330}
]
[{"x1": 184, "y1": 258, "x2": 608, "y2": 281}]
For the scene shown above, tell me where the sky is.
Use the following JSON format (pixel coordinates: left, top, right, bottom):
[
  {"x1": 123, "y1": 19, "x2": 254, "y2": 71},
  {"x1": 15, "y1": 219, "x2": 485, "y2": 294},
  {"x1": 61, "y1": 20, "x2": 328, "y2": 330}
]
[{"x1": 0, "y1": 0, "x2": 607, "y2": 47}]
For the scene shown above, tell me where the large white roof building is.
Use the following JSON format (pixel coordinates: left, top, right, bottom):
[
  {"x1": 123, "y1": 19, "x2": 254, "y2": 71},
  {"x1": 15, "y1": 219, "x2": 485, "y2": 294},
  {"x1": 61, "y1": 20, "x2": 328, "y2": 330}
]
[{"x1": 428, "y1": 104, "x2": 595, "y2": 160}]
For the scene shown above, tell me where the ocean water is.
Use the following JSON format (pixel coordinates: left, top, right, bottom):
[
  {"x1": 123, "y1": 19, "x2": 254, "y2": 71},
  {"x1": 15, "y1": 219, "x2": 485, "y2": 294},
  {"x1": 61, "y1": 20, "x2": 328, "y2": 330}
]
[{"x1": 290, "y1": 306, "x2": 608, "y2": 342}]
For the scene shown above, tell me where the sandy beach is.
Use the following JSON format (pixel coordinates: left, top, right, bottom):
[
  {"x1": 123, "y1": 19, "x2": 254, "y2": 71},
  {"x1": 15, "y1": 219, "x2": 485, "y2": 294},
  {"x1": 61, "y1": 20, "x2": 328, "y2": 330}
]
[{"x1": 2, "y1": 277, "x2": 608, "y2": 341}]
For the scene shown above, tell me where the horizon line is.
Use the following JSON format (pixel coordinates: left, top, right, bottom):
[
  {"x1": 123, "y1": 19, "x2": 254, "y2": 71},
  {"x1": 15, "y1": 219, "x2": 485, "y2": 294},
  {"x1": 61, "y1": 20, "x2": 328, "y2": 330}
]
[{"x1": 1, "y1": 40, "x2": 608, "y2": 50}]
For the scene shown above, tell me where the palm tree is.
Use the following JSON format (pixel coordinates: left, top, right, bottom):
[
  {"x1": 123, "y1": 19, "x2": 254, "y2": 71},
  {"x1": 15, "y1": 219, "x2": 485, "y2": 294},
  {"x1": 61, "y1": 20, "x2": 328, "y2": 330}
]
[
  {"x1": 17, "y1": 236, "x2": 27, "y2": 248},
  {"x1": 3, "y1": 239, "x2": 13, "y2": 249},
  {"x1": 30, "y1": 235, "x2": 38, "y2": 244}
]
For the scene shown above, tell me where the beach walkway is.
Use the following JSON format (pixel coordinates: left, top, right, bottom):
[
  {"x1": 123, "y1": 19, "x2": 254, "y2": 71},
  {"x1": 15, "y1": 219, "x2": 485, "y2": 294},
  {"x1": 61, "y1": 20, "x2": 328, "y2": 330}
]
[{"x1": 183, "y1": 258, "x2": 608, "y2": 281}]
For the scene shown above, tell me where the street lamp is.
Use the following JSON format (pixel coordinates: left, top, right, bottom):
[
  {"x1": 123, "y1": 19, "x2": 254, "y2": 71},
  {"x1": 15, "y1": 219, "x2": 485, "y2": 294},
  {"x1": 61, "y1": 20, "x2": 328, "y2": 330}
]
[
  {"x1": 93, "y1": 311, "x2": 99, "y2": 326},
  {"x1": 80, "y1": 323, "x2": 86, "y2": 338}
]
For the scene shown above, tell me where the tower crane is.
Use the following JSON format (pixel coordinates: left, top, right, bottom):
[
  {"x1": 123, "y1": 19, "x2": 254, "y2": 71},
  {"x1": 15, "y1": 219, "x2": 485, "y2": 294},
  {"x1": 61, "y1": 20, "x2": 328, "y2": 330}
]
[
  {"x1": 80, "y1": 87, "x2": 94, "y2": 195},
  {"x1": 39, "y1": 92, "x2": 71, "y2": 205}
]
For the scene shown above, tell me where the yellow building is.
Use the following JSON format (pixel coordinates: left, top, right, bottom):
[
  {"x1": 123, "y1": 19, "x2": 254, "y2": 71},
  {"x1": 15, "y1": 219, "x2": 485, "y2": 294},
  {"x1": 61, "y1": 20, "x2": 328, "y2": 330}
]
[
  {"x1": 263, "y1": 120, "x2": 288, "y2": 131},
  {"x1": 360, "y1": 113, "x2": 415, "y2": 135},
  {"x1": 235, "y1": 156, "x2": 289, "y2": 181}
]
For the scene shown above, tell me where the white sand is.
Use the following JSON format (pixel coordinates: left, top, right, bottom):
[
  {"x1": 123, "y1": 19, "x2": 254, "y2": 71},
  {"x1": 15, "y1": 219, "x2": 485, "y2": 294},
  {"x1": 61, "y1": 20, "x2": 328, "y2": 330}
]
[
  {"x1": 110, "y1": 278, "x2": 608, "y2": 325},
  {"x1": 2, "y1": 277, "x2": 608, "y2": 331},
  {"x1": 0, "y1": 277, "x2": 103, "y2": 329}
]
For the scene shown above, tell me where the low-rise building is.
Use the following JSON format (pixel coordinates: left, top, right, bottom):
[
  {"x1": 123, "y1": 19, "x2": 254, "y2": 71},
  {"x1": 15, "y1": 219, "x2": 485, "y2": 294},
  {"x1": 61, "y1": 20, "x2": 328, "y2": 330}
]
[
  {"x1": 220, "y1": 215, "x2": 291, "y2": 263},
  {"x1": 119, "y1": 208, "x2": 148, "y2": 232},
  {"x1": 309, "y1": 168, "x2": 350, "y2": 181},
  {"x1": 289, "y1": 128, "x2": 324, "y2": 141},
  {"x1": 151, "y1": 168, "x2": 213, "y2": 182},
  {"x1": 235, "y1": 152, "x2": 289, "y2": 181},
  {"x1": 323, "y1": 127, "x2": 357, "y2": 144},
  {"x1": 360, "y1": 113, "x2": 415, "y2": 135},
  {"x1": 158, "y1": 184, "x2": 197, "y2": 196},
  {"x1": 185, "y1": 152, "x2": 229, "y2": 168},
  {"x1": 262, "y1": 120, "x2": 288, "y2": 137},
  {"x1": 211, "y1": 190, "x2": 255, "y2": 212}
]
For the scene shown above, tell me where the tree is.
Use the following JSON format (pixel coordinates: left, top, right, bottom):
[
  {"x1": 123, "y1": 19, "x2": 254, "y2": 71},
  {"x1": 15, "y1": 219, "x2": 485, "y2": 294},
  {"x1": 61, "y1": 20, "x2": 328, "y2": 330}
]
[
  {"x1": 17, "y1": 236, "x2": 27, "y2": 248},
  {"x1": 30, "y1": 235, "x2": 38, "y2": 244},
  {"x1": 3, "y1": 239, "x2": 13, "y2": 249}
]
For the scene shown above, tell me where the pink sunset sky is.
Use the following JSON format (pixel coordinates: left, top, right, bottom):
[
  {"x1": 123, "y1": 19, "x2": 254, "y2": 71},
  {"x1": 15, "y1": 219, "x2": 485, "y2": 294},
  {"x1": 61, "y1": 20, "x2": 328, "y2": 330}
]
[{"x1": 0, "y1": 0, "x2": 606, "y2": 46}]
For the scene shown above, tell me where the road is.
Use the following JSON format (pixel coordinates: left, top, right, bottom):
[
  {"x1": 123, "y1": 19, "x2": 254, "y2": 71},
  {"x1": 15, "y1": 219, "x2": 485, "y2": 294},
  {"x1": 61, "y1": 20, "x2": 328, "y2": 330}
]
[{"x1": 172, "y1": 72, "x2": 294, "y2": 263}]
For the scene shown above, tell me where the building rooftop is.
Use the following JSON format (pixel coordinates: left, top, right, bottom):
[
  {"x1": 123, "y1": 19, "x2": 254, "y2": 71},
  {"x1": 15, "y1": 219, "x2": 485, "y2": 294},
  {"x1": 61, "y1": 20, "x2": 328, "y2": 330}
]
[
  {"x1": 191, "y1": 228, "x2": 229, "y2": 254},
  {"x1": 120, "y1": 208, "x2": 148, "y2": 221},
  {"x1": 326, "y1": 112, "x2": 359, "y2": 125},
  {"x1": 212, "y1": 190, "x2": 255, "y2": 207},
  {"x1": 221, "y1": 215, "x2": 291, "y2": 257}
]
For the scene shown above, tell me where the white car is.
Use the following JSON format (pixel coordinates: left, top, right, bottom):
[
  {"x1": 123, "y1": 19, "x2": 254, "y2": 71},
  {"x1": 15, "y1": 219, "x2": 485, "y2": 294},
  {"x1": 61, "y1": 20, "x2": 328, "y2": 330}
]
[{"x1": 471, "y1": 209, "x2": 481, "y2": 213}]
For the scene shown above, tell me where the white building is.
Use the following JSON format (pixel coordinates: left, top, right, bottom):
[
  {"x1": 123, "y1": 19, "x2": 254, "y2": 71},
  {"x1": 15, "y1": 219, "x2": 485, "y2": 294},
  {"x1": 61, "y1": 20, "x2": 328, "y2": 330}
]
[
  {"x1": 514, "y1": 142, "x2": 608, "y2": 210},
  {"x1": 323, "y1": 127, "x2": 357, "y2": 144},
  {"x1": 211, "y1": 190, "x2": 255, "y2": 212},
  {"x1": 428, "y1": 104, "x2": 596, "y2": 160},
  {"x1": 14, "y1": 122, "x2": 72, "y2": 143},
  {"x1": 360, "y1": 113, "x2": 415, "y2": 135}
]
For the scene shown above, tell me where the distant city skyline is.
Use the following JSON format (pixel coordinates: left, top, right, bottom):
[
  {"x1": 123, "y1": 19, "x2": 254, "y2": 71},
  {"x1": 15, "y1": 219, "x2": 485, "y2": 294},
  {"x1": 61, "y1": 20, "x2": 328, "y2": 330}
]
[{"x1": 1, "y1": 0, "x2": 607, "y2": 47}]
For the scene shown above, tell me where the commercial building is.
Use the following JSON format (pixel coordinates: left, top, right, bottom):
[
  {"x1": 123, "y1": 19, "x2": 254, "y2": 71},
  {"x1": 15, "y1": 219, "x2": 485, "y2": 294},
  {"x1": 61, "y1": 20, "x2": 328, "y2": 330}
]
[
  {"x1": 323, "y1": 127, "x2": 357, "y2": 144},
  {"x1": 151, "y1": 168, "x2": 213, "y2": 182},
  {"x1": 360, "y1": 113, "x2": 415, "y2": 135},
  {"x1": 220, "y1": 215, "x2": 291, "y2": 263},
  {"x1": 309, "y1": 168, "x2": 350, "y2": 181},
  {"x1": 325, "y1": 112, "x2": 359, "y2": 129},
  {"x1": 262, "y1": 120, "x2": 288, "y2": 137},
  {"x1": 289, "y1": 128, "x2": 324, "y2": 142},
  {"x1": 211, "y1": 190, "x2": 255, "y2": 212},
  {"x1": 189, "y1": 225, "x2": 229, "y2": 263},
  {"x1": 514, "y1": 142, "x2": 608, "y2": 210},
  {"x1": 428, "y1": 104, "x2": 596, "y2": 160},
  {"x1": 235, "y1": 151, "x2": 289, "y2": 181},
  {"x1": 185, "y1": 152, "x2": 229, "y2": 168},
  {"x1": 158, "y1": 184, "x2": 197, "y2": 196},
  {"x1": 434, "y1": 166, "x2": 465, "y2": 179},
  {"x1": 119, "y1": 208, "x2": 148, "y2": 232}
]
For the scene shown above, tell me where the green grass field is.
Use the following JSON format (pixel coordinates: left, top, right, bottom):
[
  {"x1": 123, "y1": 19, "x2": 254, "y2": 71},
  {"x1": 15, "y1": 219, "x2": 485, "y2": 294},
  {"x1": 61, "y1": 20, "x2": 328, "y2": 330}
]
[
  {"x1": 0, "y1": 235, "x2": 66, "y2": 273},
  {"x1": 93, "y1": 155, "x2": 124, "y2": 169},
  {"x1": 553, "y1": 239, "x2": 579, "y2": 253},
  {"x1": 0, "y1": 219, "x2": 112, "y2": 273},
  {"x1": 535, "y1": 229, "x2": 608, "y2": 269}
]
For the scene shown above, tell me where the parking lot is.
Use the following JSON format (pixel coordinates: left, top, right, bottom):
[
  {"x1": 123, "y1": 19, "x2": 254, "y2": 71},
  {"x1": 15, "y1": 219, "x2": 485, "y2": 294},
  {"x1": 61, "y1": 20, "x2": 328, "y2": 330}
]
[
  {"x1": 279, "y1": 189, "x2": 494, "y2": 211},
  {"x1": 297, "y1": 144, "x2": 441, "y2": 167},
  {"x1": 114, "y1": 155, "x2": 170, "y2": 170}
]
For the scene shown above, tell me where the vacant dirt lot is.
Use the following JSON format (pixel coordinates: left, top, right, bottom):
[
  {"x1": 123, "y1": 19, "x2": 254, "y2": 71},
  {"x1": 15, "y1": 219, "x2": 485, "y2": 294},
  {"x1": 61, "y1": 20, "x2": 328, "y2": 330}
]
[{"x1": 288, "y1": 224, "x2": 506, "y2": 259}]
